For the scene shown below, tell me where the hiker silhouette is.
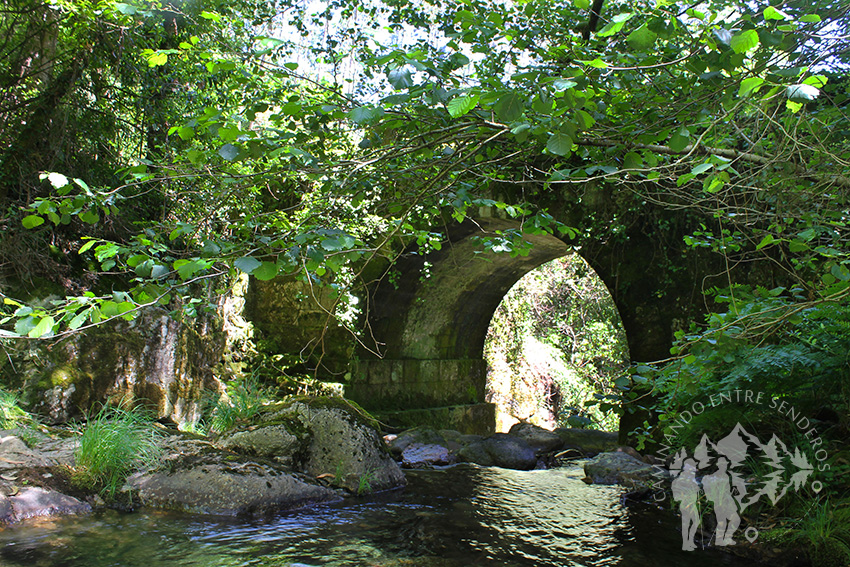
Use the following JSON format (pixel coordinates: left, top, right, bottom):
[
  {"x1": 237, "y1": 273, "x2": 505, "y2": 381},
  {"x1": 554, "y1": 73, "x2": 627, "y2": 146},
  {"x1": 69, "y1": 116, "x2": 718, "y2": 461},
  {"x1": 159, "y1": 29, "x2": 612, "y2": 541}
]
[
  {"x1": 671, "y1": 458, "x2": 700, "y2": 551},
  {"x1": 702, "y1": 456, "x2": 740, "y2": 546}
]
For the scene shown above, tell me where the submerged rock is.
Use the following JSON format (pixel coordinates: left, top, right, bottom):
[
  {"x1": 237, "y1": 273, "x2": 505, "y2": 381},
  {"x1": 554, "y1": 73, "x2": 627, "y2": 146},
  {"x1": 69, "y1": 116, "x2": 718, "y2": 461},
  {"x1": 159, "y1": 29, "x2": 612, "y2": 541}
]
[
  {"x1": 457, "y1": 433, "x2": 538, "y2": 470},
  {"x1": 0, "y1": 487, "x2": 91, "y2": 525},
  {"x1": 554, "y1": 428, "x2": 619, "y2": 456},
  {"x1": 508, "y1": 422, "x2": 564, "y2": 455},
  {"x1": 583, "y1": 451, "x2": 661, "y2": 492},
  {"x1": 401, "y1": 443, "x2": 455, "y2": 468},
  {"x1": 126, "y1": 457, "x2": 339, "y2": 517}
]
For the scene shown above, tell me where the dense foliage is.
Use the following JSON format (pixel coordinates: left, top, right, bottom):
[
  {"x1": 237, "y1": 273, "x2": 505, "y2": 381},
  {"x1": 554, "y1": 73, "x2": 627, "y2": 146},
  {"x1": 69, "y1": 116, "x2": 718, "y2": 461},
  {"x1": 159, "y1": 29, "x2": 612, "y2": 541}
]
[{"x1": 0, "y1": 0, "x2": 846, "y2": 345}]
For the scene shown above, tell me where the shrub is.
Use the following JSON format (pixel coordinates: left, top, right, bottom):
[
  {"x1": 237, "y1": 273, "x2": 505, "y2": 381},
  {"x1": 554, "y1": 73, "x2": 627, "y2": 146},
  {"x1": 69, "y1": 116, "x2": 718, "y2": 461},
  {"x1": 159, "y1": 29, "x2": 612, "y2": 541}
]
[{"x1": 73, "y1": 405, "x2": 164, "y2": 498}]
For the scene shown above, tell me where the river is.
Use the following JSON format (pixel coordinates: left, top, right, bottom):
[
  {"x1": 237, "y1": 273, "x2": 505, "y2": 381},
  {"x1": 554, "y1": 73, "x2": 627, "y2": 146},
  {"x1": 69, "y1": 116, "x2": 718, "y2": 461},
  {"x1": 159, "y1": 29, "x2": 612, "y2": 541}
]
[{"x1": 0, "y1": 462, "x2": 753, "y2": 566}]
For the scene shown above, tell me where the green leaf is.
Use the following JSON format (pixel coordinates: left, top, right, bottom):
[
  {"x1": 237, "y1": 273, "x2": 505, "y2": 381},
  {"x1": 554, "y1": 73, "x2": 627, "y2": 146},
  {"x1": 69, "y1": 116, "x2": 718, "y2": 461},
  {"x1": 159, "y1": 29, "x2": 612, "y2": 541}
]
[
  {"x1": 218, "y1": 127, "x2": 240, "y2": 143},
  {"x1": 14, "y1": 316, "x2": 37, "y2": 336},
  {"x1": 28, "y1": 316, "x2": 55, "y2": 339},
  {"x1": 800, "y1": 14, "x2": 821, "y2": 23},
  {"x1": 174, "y1": 259, "x2": 203, "y2": 280},
  {"x1": 552, "y1": 79, "x2": 577, "y2": 91},
  {"x1": 624, "y1": 152, "x2": 643, "y2": 169},
  {"x1": 669, "y1": 128, "x2": 690, "y2": 152},
  {"x1": 738, "y1": 77, "x2": 765, "y2": 97},
  {"x1": 388, "y1": 68, "x2": 413, "y2": 90},
  {"x1": 114, "y1": 2, "x2": 138, "y2": 15},
  {"x1": 831, "y1": 264, "x2": 850, "y2": 282},
  {"x1": 494, "y1": 92, "x2": 524, "y2": 122},
  {"x1": 22, "y1": 215, "x2": 45, "y2": 229},
  {"x1": 150, "y1": 264, "x2": 169, "y2": 280},
  {"x1": 803, "y1": 75, "x2": 828, "y2": 88},
  {"x1": 147, "y1": 51, "x2": 168, "y2": 67},
  {"x1": 573, "y1": 0, "x2": 590, "y2": 9},
  {"x1": 447, "y1": 95, "x2": 480, "y2": 118},
  {"x1": 626, "y1": 24, "x2": 657, "y2": 50},
  {"x1": 546, "y1": 131, "x2": 573, "y2": 156},
  {"x1": 756, "y1": 234, "x2": 775, "y2": 250},
  {"x1": 234, "y1": 256, "x2": 262, "y2": 274},
  {"x1": 349, "y1": 106, "x2": 385, "y2": 124},
  {"x1": 321, "y1": 237, "x2": 343, "y2": 251},
  {"x1": 576, "y1": 110, "x2": 595, "y2": 129},
  {"x1": 763, "y1": 6, "x2": 789, "y2": 20},
  {"x1": 79, "y1": 210, "x2": 100, "y2": 224},
  {"x1": 730, "y1": 29, "x2": 759, "y2": 54},
  {"x1": 598, "y1": 12, "x2": 633, "y2": 37},
  {"x1": 177, "y1": 126, "x2": 195, "y2": 140},
  {"x1": 219, "y1": 144, "x2": 239, "y2": 161},
  {"x1": 683, "y1": 354, "x2": 697, "y2": 364},
  {"x1": 691, "y1": 163, "x2": 713, "y2": 175},
  {"x1": 126, "y1": 254, "x2": 148, "y2": 268},
  {"x1": 579, "y1": 58, "x2": 608, "y2": 69},
  {"x1": 253, "y1": 261, "x2": 279, "y2": 281},
  {"x1": 68, "y1": 311, "x2": 89, "y2": 330}
]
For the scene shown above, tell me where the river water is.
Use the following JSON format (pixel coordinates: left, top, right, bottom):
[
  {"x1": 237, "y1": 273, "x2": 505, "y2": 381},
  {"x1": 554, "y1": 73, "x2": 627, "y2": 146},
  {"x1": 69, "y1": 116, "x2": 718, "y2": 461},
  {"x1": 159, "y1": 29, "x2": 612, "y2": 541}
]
[{"x1": 0, "y1": 462, "x2": 753, "y2": 566}]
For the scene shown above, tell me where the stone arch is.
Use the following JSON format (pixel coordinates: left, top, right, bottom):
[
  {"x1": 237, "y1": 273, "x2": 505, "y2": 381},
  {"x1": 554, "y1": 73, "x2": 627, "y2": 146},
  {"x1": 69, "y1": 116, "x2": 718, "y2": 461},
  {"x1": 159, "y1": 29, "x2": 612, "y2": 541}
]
[{"x1": 346, "y1": 217, "x2": 645, "y2": 434}]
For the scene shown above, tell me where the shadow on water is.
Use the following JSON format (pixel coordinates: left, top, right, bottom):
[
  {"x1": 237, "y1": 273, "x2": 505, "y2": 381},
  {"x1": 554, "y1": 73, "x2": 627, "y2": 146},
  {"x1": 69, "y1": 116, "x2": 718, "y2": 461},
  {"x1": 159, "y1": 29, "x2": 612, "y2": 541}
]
[{"x1": 0, "y1": 462, "x2": 753, "y2": 567}]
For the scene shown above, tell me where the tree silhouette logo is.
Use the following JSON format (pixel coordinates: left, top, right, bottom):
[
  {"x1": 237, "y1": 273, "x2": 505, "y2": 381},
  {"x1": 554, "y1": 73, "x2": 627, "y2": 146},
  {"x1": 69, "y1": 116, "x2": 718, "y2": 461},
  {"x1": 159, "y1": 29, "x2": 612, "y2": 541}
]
[{"x1": 668, "y1": 422, "x2": 816, "y2": 551}]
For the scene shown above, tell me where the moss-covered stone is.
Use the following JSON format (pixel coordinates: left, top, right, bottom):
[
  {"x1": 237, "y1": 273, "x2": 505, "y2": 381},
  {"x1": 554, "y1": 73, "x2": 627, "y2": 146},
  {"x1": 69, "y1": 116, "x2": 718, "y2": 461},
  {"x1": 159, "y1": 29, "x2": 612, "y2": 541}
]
[{"x1": 11, "y1": 307, "x2": 224, "y2": 426}]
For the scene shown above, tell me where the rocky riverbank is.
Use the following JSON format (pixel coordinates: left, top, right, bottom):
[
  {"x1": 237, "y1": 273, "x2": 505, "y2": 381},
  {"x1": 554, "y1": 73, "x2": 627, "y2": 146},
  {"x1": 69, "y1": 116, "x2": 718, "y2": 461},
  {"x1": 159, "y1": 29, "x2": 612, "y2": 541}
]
[{"x1": 0, "y1": 402, "x2": 641, "y2": 527}]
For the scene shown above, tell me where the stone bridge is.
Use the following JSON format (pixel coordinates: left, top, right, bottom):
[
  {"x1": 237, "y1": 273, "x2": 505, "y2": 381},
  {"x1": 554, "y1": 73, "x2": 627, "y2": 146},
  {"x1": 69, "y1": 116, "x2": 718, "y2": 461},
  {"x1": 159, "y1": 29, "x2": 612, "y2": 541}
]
[{"x1": 247, "y1": 206, "x2": 783, "y2": 436}]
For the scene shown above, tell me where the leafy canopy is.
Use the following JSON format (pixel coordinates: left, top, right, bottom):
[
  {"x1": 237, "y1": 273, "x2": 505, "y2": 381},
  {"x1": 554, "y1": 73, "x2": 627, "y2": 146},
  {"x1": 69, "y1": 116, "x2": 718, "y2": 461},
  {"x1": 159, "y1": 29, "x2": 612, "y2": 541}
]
[{"x1": 0, "y1": 0, "x2": 847, "y2": 351}]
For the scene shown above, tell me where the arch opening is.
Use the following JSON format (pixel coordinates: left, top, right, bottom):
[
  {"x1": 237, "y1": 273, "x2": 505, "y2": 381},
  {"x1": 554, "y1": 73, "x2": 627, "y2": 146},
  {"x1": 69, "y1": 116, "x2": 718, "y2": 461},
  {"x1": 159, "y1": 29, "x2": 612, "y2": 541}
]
[{"x1": 484, "y1": 254, "x2": 629, "y2": 433}]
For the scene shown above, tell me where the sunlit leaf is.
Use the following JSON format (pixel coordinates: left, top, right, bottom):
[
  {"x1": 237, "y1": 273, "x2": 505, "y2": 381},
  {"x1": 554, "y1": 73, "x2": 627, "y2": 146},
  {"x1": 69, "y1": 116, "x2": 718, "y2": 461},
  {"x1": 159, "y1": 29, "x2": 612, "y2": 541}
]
[
  {"x1": 22, "y1": 215, "x2": 45, "y2": 229},
  {"x1": 447, "y1": 95, "x2": 480, "y2": 118},
  {"x1": 786, "y1": 84, "x2": 820, "y2": 102},
  {"x1": 738, "y1": 77, "x2": 765, "y2": 97},
  {"x1": 28, "y1": 316, "x2": 55, "y2": 339},
  {"x1": 730, "y1": 29, "x2": 759, "y2": 53},
  {"x1": 763, "y1": 7, "x2": 789, "y2": 20}
]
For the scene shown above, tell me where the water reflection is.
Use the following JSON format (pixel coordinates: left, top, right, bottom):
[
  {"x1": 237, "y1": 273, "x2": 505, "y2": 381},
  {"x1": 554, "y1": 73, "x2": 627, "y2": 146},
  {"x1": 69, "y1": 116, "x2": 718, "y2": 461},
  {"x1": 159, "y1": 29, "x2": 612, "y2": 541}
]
[{"x1": 0, "y1": 463, "x2": 754, "y2": 567}]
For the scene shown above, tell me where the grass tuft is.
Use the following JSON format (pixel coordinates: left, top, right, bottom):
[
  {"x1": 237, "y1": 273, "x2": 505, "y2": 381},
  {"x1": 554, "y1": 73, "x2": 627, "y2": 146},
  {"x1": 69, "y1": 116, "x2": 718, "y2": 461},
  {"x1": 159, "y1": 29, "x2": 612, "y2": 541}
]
[
  {"x1": 0, "y1": 389, "x2": 31, "y2": 429},
  {"x1": 73, "y1": 405, "x2": 164, "y2": 498}
]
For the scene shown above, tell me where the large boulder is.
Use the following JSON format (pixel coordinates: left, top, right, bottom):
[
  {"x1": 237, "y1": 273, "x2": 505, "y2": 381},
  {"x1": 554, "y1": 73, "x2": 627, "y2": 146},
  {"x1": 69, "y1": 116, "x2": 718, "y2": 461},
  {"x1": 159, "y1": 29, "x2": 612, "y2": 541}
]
[
  {"x1": 272, "y1": 398, "x2": 406, "y2": 493},
  {"x1": 218, "y1": 397, "x2": 406, "y2": 494},
  {"x1": 554, "y1": 428, "x2": 619, "y2": 456},
  {"x1": 508, "y1": 422, "x2": 564, "y2": 455},
  {"x1": 457, "y1": 433, "x2": 538, "y2": 470},
  {"x1": 583, "y1": 451, "x2": 661, "y2": 492}
]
